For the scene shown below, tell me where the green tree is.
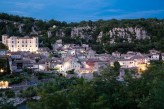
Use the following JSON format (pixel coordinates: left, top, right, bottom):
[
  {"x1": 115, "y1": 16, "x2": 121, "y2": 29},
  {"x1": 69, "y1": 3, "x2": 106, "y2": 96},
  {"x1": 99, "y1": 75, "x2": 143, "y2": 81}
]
[
  {"x1": 0, "y1": 43, "x2": 8, "y2": 50},
  {"x1": 113, "y1": 61, "x2": 121, "y2": 72},
  {"x1": 5, "y1": 90, "x2": 15, "y2": 98}
]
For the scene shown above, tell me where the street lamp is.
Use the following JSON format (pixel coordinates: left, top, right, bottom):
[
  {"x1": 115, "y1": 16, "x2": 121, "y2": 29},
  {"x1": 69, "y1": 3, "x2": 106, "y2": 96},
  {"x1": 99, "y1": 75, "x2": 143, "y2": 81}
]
[{"x1": 0, "y1": 69, "x2": 4, "y2": 73}]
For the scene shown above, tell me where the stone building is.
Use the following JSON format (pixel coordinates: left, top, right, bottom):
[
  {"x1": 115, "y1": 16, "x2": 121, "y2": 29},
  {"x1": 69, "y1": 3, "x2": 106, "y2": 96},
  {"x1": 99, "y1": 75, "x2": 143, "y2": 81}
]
[{"x1": 2, "y1": 35, "x2": 39, "y2": 52}]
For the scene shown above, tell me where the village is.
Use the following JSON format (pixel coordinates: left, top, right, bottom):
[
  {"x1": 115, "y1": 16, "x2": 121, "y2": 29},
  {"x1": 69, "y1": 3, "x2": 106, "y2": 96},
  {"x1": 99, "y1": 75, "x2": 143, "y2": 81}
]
[
  {"x1": 0, "y1": 0, "x2": 164, "y2": 108},
  {"x1": 0, "y1": 34, "x2": 164, "y2": 80},
  {"x1": 0, "y1": 34, "x2": 164, "y2": 108}
]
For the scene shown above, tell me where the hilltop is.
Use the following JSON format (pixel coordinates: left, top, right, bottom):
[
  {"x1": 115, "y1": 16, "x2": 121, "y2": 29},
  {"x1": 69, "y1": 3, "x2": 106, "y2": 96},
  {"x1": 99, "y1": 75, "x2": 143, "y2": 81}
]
[{"x1": 0, "y1": 13, "x2": 164, "y2": 53}]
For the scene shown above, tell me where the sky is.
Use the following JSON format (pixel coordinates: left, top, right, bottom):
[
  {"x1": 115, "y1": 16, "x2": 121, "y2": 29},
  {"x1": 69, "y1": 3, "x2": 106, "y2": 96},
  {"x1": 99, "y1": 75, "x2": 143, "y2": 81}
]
[{"x1": 0, "y1": 0, "x2": 164, "y2": 22}]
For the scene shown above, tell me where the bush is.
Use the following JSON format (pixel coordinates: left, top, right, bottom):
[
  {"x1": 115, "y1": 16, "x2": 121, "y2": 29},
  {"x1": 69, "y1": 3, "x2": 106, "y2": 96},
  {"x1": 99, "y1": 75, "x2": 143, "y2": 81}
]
[
  {"x1": 5, "y1": 90, "x2": 15, "y2": 98},
  {"x1": 0, "y1": 92, "x2": 3, "y2": 97},
  {"x1": 66, "y1": 69, "x2": 75, "y2": 74}
]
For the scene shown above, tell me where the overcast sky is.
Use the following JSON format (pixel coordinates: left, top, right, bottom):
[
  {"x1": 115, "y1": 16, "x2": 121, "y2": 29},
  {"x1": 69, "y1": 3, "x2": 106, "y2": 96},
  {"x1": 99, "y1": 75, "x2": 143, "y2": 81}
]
[{"x1": 0, "y1": 0, "x2": 164, "y2": 22}]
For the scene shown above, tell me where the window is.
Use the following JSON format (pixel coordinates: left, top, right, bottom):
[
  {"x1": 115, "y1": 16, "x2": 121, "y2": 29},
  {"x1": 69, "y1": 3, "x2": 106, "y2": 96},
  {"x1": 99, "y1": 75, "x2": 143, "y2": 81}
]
[
  {"x1": 36, "y1": 45, "x2": 37, "y2": 47},
  {"x1": 22, "y1": 41, "x2": 24, "y2": 43},
  {"x1": 26, "y1": 45, "x2": 27, "y2": 47},
  {"x1": 22, "y1": 45, "x2": 24, "y2": 47},
  {"x1": 12, "y1": 45, "x2": 14, "y2": 47},
  {"x1": 12, "y1": 41, "x2": 14, "y2": 43}
]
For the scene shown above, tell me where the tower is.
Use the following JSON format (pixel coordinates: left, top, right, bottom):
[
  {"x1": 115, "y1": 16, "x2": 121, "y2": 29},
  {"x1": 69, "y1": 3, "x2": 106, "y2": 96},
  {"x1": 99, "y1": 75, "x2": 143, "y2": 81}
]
[{"x1": 2, "y1": 35, "x2": 8, "y2": 45}]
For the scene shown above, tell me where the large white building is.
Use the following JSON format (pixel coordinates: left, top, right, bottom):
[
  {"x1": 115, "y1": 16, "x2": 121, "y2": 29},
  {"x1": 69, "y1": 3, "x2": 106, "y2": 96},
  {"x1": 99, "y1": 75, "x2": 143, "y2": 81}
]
[{"x1": 2, "y1": 35, "x2": 39, "y2": 52}]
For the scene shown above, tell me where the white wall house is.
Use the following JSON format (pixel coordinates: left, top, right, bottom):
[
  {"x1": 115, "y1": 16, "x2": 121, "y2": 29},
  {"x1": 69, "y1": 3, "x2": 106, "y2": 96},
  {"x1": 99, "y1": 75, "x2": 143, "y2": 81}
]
[
  {"x1": 110, "y1": 59, "x2": 135, "y2": 69},
  {"x1": 2, "y1": 35, "x2": 39, "y2": 52},
  {"x1": 149, "y1": 54, "x2": 160, "y2": 61},
  {"x1": 63, "y1": 58, "x2": 81, "y2": 72},
  {"x1": 109, "y1": 54, "x2": 150, "y2": 72},
  {"x1": 162, "y1": 53, "x2": 164, "y2": 61},
  {"x1": 118, "y1": 59, "x2": 135, "y2": 68},
  {"x1": 51, "y1": 57, "x2": 81, "y2": 74}
]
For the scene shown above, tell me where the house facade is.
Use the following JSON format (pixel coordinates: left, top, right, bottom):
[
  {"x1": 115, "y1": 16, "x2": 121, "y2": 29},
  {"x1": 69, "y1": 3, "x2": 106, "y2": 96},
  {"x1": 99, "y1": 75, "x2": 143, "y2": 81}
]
[{"x1": 2, "y1": 35, "x2": 39, "y2": 52}]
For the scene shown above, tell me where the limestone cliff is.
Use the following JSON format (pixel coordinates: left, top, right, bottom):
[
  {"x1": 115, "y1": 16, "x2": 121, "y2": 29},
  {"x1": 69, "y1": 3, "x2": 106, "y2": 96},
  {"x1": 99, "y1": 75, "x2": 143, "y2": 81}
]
[{"x1": 108, "y1": 27, "x2": 149, "y2": 43}]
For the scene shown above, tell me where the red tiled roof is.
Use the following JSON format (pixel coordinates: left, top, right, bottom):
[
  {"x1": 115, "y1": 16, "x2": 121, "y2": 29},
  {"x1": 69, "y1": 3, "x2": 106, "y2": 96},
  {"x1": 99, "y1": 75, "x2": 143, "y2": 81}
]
[{"x1": 86, "y1": 61, "x2": 95, "y2": 67}]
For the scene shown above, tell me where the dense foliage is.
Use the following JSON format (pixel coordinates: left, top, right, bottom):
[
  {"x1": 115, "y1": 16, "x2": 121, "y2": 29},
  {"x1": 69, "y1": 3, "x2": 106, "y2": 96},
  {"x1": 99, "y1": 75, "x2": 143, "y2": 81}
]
[
  {"x1": 27, "y1": 62, "x2": 164, "y2": 109},
  {"x1": 5, "y1": 90, "x2": 15, "y2": 98},
  {"x1": 0, "y1": 43, "x2": 8, "y2": 50}
]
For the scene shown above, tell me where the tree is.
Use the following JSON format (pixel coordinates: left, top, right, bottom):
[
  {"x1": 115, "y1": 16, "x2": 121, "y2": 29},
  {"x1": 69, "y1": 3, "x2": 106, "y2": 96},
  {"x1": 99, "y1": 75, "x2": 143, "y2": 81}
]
[
  {"x1": 6, "y1": 58, "x2": 11, "y2": 74},
  {"x1": 113, "y1": 61, "x2": 121, "y2": 72},
  {"x1": 26, "y1": 63, "x2": 164, "y2": 109},
  {"x1": 20, "y1": 87, "x2": 37, "y2": 98},
  {"x1": 0, "y1": 103, "x2": 16, "y2": 109},
  {"x1": 66, "y1": 69, "x2": 75, "y2": 74},
  {"x1": 35, "y1": 58, "x2": 40, "y2": 63},
  {"x1": 0, "y1": 43, "x2": 8, "y2": 50},
  {"x1": 5, "y1": 90, "x2": 15, "y2": 98}
]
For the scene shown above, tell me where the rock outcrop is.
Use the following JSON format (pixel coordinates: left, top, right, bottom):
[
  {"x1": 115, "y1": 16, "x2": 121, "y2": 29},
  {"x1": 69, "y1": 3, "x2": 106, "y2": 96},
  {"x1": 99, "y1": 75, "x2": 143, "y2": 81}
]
[
  {"x1": 71, "y1": 26, "x2": 94, "y2": 40},
  {"x1": 108, "y1": 27, "x2": 150, "y2": 43}
]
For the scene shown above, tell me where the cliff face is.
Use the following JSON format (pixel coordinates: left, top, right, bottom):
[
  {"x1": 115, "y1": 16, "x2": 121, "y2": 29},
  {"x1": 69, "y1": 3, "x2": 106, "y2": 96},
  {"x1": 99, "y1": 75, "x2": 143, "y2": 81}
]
[
  {"x1": 0, "y1": 13, "x2": 163, "y2": 47},
  {"x1": 0, "y1": 19, "x2": 151, "y2": 44},
  {"x1": 54, "y1": 26, "x2": 150, "y2": 44},
  {"x1": 109, "y1": 27, "x2": 149, "y2": 39},
  {"x1": 70, "y1": 26, "x2": 95, "y2": 40},
  {"x1": 71, "y1": 27, "x2": 88, "y2": 38},
  {"x1": 97, "y1": 27, "x2": 150, "y2": 44},
  {"x1": 1, "y1": 13, "x2": 164, "y2": 53}
]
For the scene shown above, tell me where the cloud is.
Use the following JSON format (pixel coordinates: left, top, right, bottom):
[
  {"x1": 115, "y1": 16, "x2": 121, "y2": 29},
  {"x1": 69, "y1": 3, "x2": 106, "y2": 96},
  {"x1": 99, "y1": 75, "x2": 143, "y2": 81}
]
[
  {"x1": 16, "y1": 2, "x2": 44, "y2": 9},
  {"x1": 106, "y1": 9, "x2": 123, "y2": 12},
  {"x1": 6, "y1": 1, "x2": 45, "y2": 10},
  {"x1": 7, "y1": 10, "x2": 29, "y2": 16},
  {"x1": 3, "y1": 1, "x2": 45, "y2": 17},
  {"x1": 1, "y1": 0, "x2": 164, "y2": 22},
  {"x1": 95, "y1": 9, "x2": 164, "y2": 20},
  {"x1": 95, "y1": 8, "x2": 123, "y2": 15},
  {"x1": 114, "y1": 10, "x2": 164, "y2": 19},
  {"x1": 53, "y1": 0, "x2": 111, "y2": 11}
]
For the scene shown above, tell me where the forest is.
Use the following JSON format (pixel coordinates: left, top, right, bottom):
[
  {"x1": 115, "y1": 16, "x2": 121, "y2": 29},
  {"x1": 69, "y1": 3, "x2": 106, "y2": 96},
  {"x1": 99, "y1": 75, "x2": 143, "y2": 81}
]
[{"x1": 24, "y1": 61, "x2": 164, "y2": 109}]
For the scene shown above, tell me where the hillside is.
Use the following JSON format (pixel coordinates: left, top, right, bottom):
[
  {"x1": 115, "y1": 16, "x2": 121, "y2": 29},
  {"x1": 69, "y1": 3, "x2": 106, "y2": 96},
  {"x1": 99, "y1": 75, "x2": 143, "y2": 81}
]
[{"x1": 0, "y1": 13, "x2": 164, "y2": 53}]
